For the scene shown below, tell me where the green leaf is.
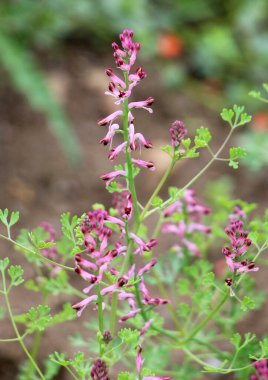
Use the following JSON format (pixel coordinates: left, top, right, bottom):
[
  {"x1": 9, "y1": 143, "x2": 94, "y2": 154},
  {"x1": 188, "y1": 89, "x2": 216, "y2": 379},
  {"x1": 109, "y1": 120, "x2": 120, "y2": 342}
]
[
  {"x1": 9, "y1": 211, "x2": 20, "y2": 227},
  {"x1": 177, "y1": 303, "x2": 190, "y2": 318},
  {"x1": 181, "y1": 138, "x2": 191, "y2": 149},
  {"x1": 49, "y1": 352, "x2": 69, "y2": 367},
  {"x1": 160, "y1": 145, "x2": 173, "y2": 156},
  {"x1": 151, "y1": 196, "x2": 163, "y2": 208},
  {"x1": 262, "y1": 83, "x2": 268, "y2": 93},
  {"x1": 50, "y1": 303, "x2": 76, "y2": 326},
  {"x1": 8, "y1": 265, "x2": 24, "y2": 287},
  {"x1": 106, "y1": 181, "x2": 125, "y2": 193},
  {"x1": 60, "y1": 212, "x2": 78, "y2": 242},
  {"x1": 220, "y1": 108, "x2": 234, "y2": 125},
  {"x1": 203, "y1": 272, "x2": 215, "y2": 286},
  {"x1": 43, "y1": 357, "x2": 61, "y2": 380},
  {"x1": 229, "y1": 147, "x2": 247, "y2": 169},
  {"x1": 0, "y1": 208, "x2": 9, "y2": 227},
  {"x1": 230, "y1": 332, "x2": 242, "y2": 349},
  {"x1": 26, "y1": 305, "x2": 52, "y2": 332},
  {"x1": 118, "y1": 372, "x2": 131, "y2": 380},
  {"x1": 221, "y1": 105, "x2": 251, "y2": 129},
  {"x1": 240, "y1": 296, "x2": 255, "y2": 312},
  {"x1": 0, "y1": 257, "x2": 10, "y2": 272},
  {"x1": 249, "y1": 90, "x2": 261, "y2": 99},
  {"x1": 177, "y1": 278, "x2": 191, "y2": 295},
  {"x1": 194, "y1": 127, "x2": 212, "y2": 148},
  {"x1": 92, "y1": 203, "x2": 105, "y2": 211},
  {"x1": 118, "y1": 328, "x2": 140, "y2": 345}
]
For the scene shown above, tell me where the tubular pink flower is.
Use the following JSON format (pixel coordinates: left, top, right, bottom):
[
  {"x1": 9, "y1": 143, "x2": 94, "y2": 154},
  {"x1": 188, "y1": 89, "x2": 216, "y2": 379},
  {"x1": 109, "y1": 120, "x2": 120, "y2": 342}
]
[
  {"x1": 236, "y1": 262, "x2": 259, "y2": 274},
  {"x1": 136, "y1": 346, "x2": 143, "y2": 374},
  {"x1": 98, "y1": 110, "x2": 123, "y2": 126},
  {"x1": 99, "y1": 123, "x2": 119, "y2": 147},
  {"x1": 72, "y1": 295, "x2": 98, "y2": 317},
  {"x1": 108, "y1": 141, "x2": 127, "y2": 161},
  {"x1": 75, "y1": 266, "x2": 98, "y2": 283},
  {"x1": 105, "y1": 68, "x2": 126, "y2": 88},
  {"x1": 129, "y1": 67, "x2": 147, "y2": 86},
  {"x1": 138, "y1": 259, "x2": 158, "y2": 277},
  {"x1": 129, "y1": 97, "x2": 154, "y2": 113},
  {"x1": 122, "y1": 194, "x2": 133, "y2": 220},
  {"x1": 119, "y1": 308, "x2": 141, "y2": 323},
  {"x1": 140, "y1": 319, "x2": 153, "y2": 339},
  {"x1": 75, "y1": 254, "x2": 98, "y2": 271},
  {"x1": 132, "y1": 158, "x2": 155, "y2": 171},
  {"x1": 105, "y1": 82, "x2": 130, "y2": 104},
  {"x1": 100, "y1": 170, "x2": 127, "y2": 186}
]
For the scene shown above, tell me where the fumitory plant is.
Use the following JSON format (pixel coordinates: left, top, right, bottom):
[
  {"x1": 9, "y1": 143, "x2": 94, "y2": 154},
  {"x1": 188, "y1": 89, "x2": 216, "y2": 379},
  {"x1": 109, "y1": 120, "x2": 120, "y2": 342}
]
[{"x1": 0, "y1": 29, "x2": 268, "y2": 380}]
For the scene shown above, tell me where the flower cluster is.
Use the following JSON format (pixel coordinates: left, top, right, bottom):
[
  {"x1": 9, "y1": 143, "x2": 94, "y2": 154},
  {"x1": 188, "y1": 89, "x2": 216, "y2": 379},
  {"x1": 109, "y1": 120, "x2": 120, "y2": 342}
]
[
  {"x1": 169, "y1": 120, "x2": 188, "y2": 148},
  {"x1": 72, "y1": 207, "x2": 168, "y2": 320},
  {"x1": 250, "y1": 360, "x2": 268, "y2": 380},
  {"x1": 98, "y1": 29, "x2": 155, "y2": 186},
  {"x1": 223, "y1": 217, "x2": 259, "y2": 296},
  {"x1": 90, "y1": 359, "x2": 110, "y2": 380},
  {"x1": 162, "y1": 189, "x2": 211, "y2": 257}
]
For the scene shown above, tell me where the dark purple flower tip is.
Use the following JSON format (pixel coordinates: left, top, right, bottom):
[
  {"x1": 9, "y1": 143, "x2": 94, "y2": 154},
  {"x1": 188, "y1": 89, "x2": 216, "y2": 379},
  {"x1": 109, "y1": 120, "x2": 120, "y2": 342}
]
[
  {"x1": 225, "y1": 278, "x2": 233, "y2": 287},
  {"x1": 117, "y1": 277, "x2": 128, "y2": 287},
  {"x1": 102, "y1": 331, "x2": 113, "y2": 344}
]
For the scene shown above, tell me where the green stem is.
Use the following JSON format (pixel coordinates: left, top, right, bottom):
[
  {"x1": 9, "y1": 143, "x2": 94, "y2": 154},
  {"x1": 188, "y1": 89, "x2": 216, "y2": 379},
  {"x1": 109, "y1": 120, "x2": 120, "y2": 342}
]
[
  {"x1": 0, "y1": 234, "x2": 74, "y2": 272},
  {"x1": 2, "y1": 273, "x2": 45, "y2": 380},
  {"x1": 140, "y1": 156, "x2": 176, "y2": 221},
  {"x1": 97, "y1": 285, "x2": 104, "y2": 334},
  {"x1": 64, "y1": 365, "x2": 80, "y2": 380},
  {"x1": 182, "y1": 291, "x2": 229, "y2": 344},
  {"x1": 26, "y1": 292, "x2": 49, "y2": 378}
]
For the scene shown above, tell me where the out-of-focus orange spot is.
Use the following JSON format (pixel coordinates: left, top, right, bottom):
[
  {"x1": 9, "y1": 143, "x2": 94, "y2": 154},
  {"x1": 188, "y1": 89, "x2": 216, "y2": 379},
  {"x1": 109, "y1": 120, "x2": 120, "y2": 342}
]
[
  {"x1": 158, "y1": 33, "x2": 183, "y2": 59},
  {"x1": 252, "y1": 112, "x2": 268, "y2": 132}
]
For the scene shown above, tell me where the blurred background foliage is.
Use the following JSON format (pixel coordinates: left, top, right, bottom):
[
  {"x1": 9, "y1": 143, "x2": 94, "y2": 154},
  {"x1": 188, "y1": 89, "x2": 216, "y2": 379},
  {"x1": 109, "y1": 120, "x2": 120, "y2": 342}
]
[{"x1": 0, "y1": 0, "x2": 268, "y2": 168}]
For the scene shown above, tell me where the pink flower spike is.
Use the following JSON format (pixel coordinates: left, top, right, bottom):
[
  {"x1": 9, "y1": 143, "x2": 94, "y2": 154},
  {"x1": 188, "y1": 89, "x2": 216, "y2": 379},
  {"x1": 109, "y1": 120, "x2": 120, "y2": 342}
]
[
  {"x1": 132, "y1": 158, "x2": 155, "y2": 171},
  {"x1": 108, "y1": 141, "x2": 127, "y2": 161},
  {"x1": 136, "y1": 345, "x2": 143, "y2": 374},
  {"x1": 72, "y1": 295, "x2": 98, "y2": 317},
  {"x1": 119, "y1": 308, "x2": 141, "y2": 323},
  {"x1": 105, "y1": 68, "x2": 126, "y2": 88},
  {"x1": 98, "y1": 110, "x2": 123, "y2": 126},
  {"x1": 138, "y1": 259, "x2": 158, "y2": 277},
  {"x1": 100, "y1": 170, "x2": 126, "y2": 186},
  {"x1": 129, "y1": 97, "x2": 154, "y2": 113},
  {"x1": 119, "y1": 29, "x2": 134, "y2": 51},
  {"x1": 99, "y1": 123, "x2": 119, "y2": 147}
]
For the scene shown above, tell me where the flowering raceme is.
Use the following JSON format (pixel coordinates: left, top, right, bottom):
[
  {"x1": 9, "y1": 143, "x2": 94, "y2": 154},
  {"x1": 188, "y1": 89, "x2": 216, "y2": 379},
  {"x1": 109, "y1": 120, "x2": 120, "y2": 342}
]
[
  {"x1": 72, "y1": 30, "x2": 169, "y2": 326},
  {"x1": 222, "y1": 215, "x2": 259, "y2": 296}
]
